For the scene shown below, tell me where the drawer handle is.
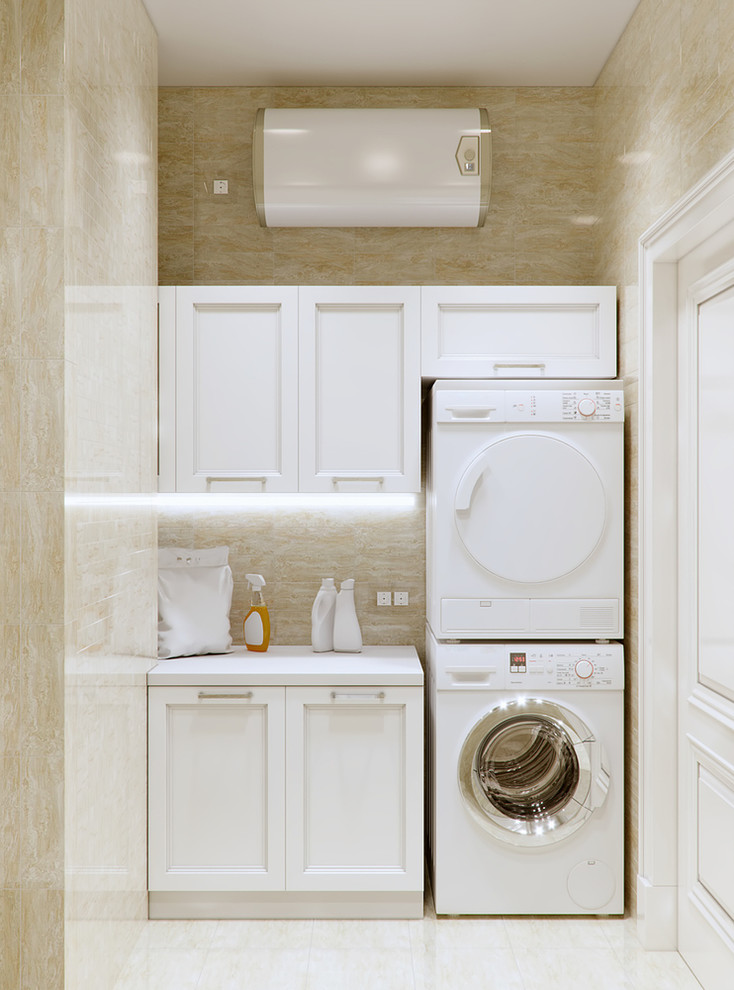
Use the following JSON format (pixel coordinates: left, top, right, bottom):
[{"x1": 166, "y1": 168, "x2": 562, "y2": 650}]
[
  {"x1": 330, "y1": 691, "x2": 386, "y2": 703},
  {"x1": 197, "y1": 691, "x2": 254, "y2": 700}
]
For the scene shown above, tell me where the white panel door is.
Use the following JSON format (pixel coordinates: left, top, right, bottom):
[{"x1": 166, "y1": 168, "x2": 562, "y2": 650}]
[
  {"x1": 678, "y1": 269, "x2": 734, "y2": 988},
  {"x1": 421, "y1": 285, "x2": 617, "y2": 379},
  {"x1": 285, "y1": 685, "x2": 423, "y2": 891},
  {"x1": 148, "y1": 685, "x2": 286, "y2": 891},
  {"x1": 173, "y1": 286, "x2": 298, "y2": 492},
  {"x1": 298, "y1": 287, "x2": 421, "y2": 492}
]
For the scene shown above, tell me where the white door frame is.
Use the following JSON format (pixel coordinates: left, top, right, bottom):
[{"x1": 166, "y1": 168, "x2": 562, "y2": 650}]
[{"x1": 638, "y1": 148, "x2": 734, "y2": 949}]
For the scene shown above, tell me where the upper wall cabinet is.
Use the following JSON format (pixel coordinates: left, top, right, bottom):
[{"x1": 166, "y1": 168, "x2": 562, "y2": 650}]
[
  {"x1": 159, "y1": 286, "x2": 421, "y2": 494},
  {"x1": 298, "y1": 287, "x2": 420, "y2": 493},
  {"x1": 420, "y1": 285, "x2": 617, "y2": 379},
  {"x1": 159, "y1": 286, "x2": 299, "y2": 492}
]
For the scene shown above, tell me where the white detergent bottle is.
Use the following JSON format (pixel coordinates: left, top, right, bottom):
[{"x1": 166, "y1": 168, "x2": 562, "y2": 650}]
[
  {"x1": 332, "y1": 578, "x2": 362, "y2": 653},
  {"x1": 311, "y1": 578, "x2": 337, "y2": 653}
]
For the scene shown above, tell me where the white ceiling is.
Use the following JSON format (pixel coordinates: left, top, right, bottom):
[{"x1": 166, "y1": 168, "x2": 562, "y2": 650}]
[{"x1": 143, "y1": 0, "x2": 642, "y2": 88}]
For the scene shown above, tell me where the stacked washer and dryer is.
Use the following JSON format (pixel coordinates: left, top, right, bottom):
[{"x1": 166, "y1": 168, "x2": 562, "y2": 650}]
[{"x1": 426, "y1": 376, "x2": 625, "y2": 916}]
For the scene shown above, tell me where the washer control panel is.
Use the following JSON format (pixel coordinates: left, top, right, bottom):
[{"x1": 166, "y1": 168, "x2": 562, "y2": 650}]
[
  {"x1": 433, "y1": 639, "x2": 624, "y2": 691},
  {"x1": 506, "y1": 644, "x2": 623, "y2": 688}
]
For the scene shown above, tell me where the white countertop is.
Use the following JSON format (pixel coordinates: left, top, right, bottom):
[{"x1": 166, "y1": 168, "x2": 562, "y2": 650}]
[{"x1": 147, "y1": 644, "x2": 423, "y2": 686}]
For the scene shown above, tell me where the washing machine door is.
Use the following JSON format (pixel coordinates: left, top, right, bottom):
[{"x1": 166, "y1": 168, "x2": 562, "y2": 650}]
[
  {"x1": 454, "y1": 434, "x2": 606, "y2": 583},
  {"x1": 457, "y1": 698, "x2": 610, "y2": 847}
]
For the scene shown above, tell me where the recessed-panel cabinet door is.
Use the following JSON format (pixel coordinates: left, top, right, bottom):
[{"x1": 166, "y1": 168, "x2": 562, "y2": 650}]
[
  {"x1": 284, "y1": 685, "x2": 423, "y2": 891},
  {"x1": 148, "y1": 685, "x2": 286, "y2": 891},
  {"x1": 171, "y1": 286, "x2": 298, "y2": 492},
  {"x1": 298, "y1": 287, "x2": 421, "y2": 492},
  {"x1": 421, "y1": 285, "x2": 617, "y2": 379}
]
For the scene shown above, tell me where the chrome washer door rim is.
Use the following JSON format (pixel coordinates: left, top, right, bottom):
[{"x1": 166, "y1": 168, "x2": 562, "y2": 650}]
[{"x1": 458, "y1": 698, "x2": 602, "y2": 847}]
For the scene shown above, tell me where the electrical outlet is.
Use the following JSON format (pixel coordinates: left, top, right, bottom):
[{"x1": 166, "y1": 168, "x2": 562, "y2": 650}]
[
  {"x1": 213, "y1": 179, "x2": 229, "y2": 195},
  {"x1": 393, "y1": 591, "x2": 409, "y2": 606},
  {"x1": 376, "y1": 591, "x2": 391, "y2": 606}
]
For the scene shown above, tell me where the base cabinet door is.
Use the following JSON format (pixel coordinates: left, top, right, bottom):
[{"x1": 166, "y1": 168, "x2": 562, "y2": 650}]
[
  {"x1": 284, "y1": 685, "x2": 423, "y2": 891},
  {"x1": 148, "y1": 686, "x2": 286, "y2": 891}
]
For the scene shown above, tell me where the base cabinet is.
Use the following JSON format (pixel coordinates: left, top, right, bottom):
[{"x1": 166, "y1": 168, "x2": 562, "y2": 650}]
[{"x1": 148, "y1": 677, "x2": 423, "y2": 917}]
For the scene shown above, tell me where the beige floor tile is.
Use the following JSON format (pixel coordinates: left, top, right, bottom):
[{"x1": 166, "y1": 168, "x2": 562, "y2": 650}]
[
  {"x1": 306, "y1": 947, "x2": 415, "y2": 990},
  {"x1": 198, "y1": 947, "x2": 310, "y2": 990},
  {"x1": 112, "y1": 948, "x2": 208, "y2": 989},
  {"x1": 212, "y1": 918, "x2": 313, "y2": 950},
  {"x1": 415, "y1": 946, "x2": 524, "y2": 990}
]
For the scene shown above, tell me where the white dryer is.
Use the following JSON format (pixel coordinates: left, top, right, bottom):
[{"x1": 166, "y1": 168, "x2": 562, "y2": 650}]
[
  {"x1": 426, "y1": 631, "x2": 624, "y2": 915},
  {"x1": 427, "y1": 380, "x2": 624, "y2": 640}
]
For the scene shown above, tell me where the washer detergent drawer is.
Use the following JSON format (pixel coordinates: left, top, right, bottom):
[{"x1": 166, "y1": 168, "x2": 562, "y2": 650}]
[{"x1": 441, "y1": 598, "x2": 620, "y2": 635}]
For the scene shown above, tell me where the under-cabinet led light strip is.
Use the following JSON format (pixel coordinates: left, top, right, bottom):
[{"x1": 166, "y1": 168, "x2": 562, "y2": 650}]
[{"x1": 65, "y1": 493, "x2": 419, "y2": 510}]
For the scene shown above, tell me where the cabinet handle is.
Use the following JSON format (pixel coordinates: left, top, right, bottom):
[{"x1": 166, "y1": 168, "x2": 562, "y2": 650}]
[
  {"x1": 331, "y1": 477, "x2": 384, "y2": 492},
  {"x1": 206, "y1": 477, "x2": 266, "y2": 493},
  {"x1": 330, "y1": 691, "x2": 386, "y2": 703},
  {"x1": 197, "y1": 691, "x2": 254, "y2": 701},
  {"x1": 492, "y1": 362, "x2": 546, "y2": 375}
]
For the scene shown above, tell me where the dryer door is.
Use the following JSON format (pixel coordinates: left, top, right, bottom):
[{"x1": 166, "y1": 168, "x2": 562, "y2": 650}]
[
  {"x1": 454, "y1": 434, "x2": 606, "y2": 583},
  {"x1": 457, "y1": 698, "x2": 609, "y2": 847}
]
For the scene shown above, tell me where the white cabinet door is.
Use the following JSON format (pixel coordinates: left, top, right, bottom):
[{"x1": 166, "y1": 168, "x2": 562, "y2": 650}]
[
  {"x1": 167, "y1": 286, "x2": 299, "y2": 492},
  {"x1": 421, "y1": 285, "x2": 617, "y2": 379},
  {"x1": 298, "y1": 287, "x2": 421, "y2": 492},
  {"x1": 284, "y1": 685, "x2": 423, "y2": 891},
  {"x1": 148, "y1": 685, "x2": 286, "y2": 891}
]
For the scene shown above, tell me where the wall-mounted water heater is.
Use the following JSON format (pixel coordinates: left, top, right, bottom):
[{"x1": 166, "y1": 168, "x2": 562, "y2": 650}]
[{"x1": 253, "y1": 108, "x2": 491, "y2": 228}]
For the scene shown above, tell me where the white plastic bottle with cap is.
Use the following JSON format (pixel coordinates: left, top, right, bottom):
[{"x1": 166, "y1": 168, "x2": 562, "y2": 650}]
[
  {"x1": 332, "y1": 578, "x2": 362, "y2": 653},
  {"x1": 311, "y1": 578, "x2": 337, "y2": 652}
]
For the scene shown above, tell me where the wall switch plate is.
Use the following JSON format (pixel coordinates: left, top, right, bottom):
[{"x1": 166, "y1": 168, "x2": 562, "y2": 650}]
[
  {"x1": 213, "y1": 179, "x2": 229, "y2": 195},
  {"x1": 376, "y1": 591, "x2": 391, "y2": 606},
  {"x1": 393, "y1": 591, "x2": 409, "y2": 606}
]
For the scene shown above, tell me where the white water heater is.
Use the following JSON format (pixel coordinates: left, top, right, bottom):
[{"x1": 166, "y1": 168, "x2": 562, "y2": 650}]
[{"x1": 253, "y1": 107, "x2": 491, "y2": 228}]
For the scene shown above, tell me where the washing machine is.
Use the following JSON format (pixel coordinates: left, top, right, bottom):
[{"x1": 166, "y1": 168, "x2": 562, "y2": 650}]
[
  {"x1": 426, "y1": 630, "x2": 624, "y2": 915},
  {"x1": 427, "y1": 379, "x2": 624, "y2": 640}
]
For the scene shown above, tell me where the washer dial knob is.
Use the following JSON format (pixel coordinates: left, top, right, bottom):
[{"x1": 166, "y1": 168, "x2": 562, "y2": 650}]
[
  {"x1": 575, "y1": 658, "x2": 594, "y2": 679},
  {"x1": 577, "y1": 397, "x2": 597, "y2": 417}
]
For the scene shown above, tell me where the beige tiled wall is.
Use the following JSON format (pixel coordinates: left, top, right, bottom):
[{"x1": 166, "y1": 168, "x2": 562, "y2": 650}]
[
  {"x1": 157, "y1": 86, "x2": 599, "y2": 662},
  {"x1": 1, "y1": 1, "x2": 65, "y2": 985},
  {"x1": 593, "y1": 0, "x2": 734, "y2": 912},
  {"x1": 158, "y1": 86, "x2": 598, "y2": 287},
  {"x1": 0, "y1": 0, "x2": 157, "y2": 986},
  {"x1": 63, "y1": 0, "x2": 158, "y2": 987}
]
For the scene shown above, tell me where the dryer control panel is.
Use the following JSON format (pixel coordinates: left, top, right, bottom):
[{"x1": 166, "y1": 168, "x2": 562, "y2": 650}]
[
  {"x1": 435, "y1": 387, "x2": 624, "y2": 424},
  {"x1": 431, "y1": 638, "x2": 624, "y2": 691}
]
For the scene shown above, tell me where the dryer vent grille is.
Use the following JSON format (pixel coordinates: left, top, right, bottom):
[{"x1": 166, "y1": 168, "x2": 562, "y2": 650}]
[{"x1": 580, "y1": 606, "x2": 615, "y2": 629}]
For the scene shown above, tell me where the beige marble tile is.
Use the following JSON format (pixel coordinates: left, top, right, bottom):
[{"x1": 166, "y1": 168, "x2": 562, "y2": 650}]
[
  {"x1": 0, "y1": 228, "x2": 21, "y2": 360},
  {"x1": 194, "y1": 224, "x2": 275, "y2": 284},
  {"x1": 20, "y1": 94, "x2": 63, "y2": 226},
  {"x1": 0, "y1": 890, "x2": 21, "y2": 988},
  {"x1": 272, "y1": 228, "x2": 355, "y2": 284},
  {"x1": 0, "y1": 494, "x2": 21, "y2": 621},
  {"x1": 21, "y1": 624, "x2": 63, "y2": 758},
  {"x1": 0, "y1": 97, "x2": 20, "y2": 226},
  {"x1": 20, "y1": 752, "x2": 64, "y2": 887},
  {"x1": 354, "y1": 228, "x2": 437, "y2": 284},
  {"x1": 0, "y1": 625, "x2": 21, "y2": 756},
  {"x1": 21, "y1": 359, "x2": 64, "y2": 493},
  {"x1": 20, "y1": 888, "x2": 63, "y2": 990},
  {"x1": 0, "y1": 754, "x2": 21, "y2": 887},
  {"x1": 20, "y1": 492, "x2": 64, "y2": 624},
  {"x1": 0, "y1": 361, "x2": 21, "y2": 492},
  {"x1": 20, "y1": 0, "x2": 64, "y2": 95},
  {"x1": 20, "y1": 227, "x2": 64, "y2": 360},
  {"x1": 0, "y1": 6, "x2": 21, "y2": 93}
]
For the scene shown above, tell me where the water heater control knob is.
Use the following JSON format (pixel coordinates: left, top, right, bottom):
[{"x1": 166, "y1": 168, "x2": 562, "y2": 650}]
[
  {"x1": 575, "y1": 658, "x2": 594, "y2": 679},
  {"x1": 577, "y1": 397, "x2": 597, "y2": 417}
]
